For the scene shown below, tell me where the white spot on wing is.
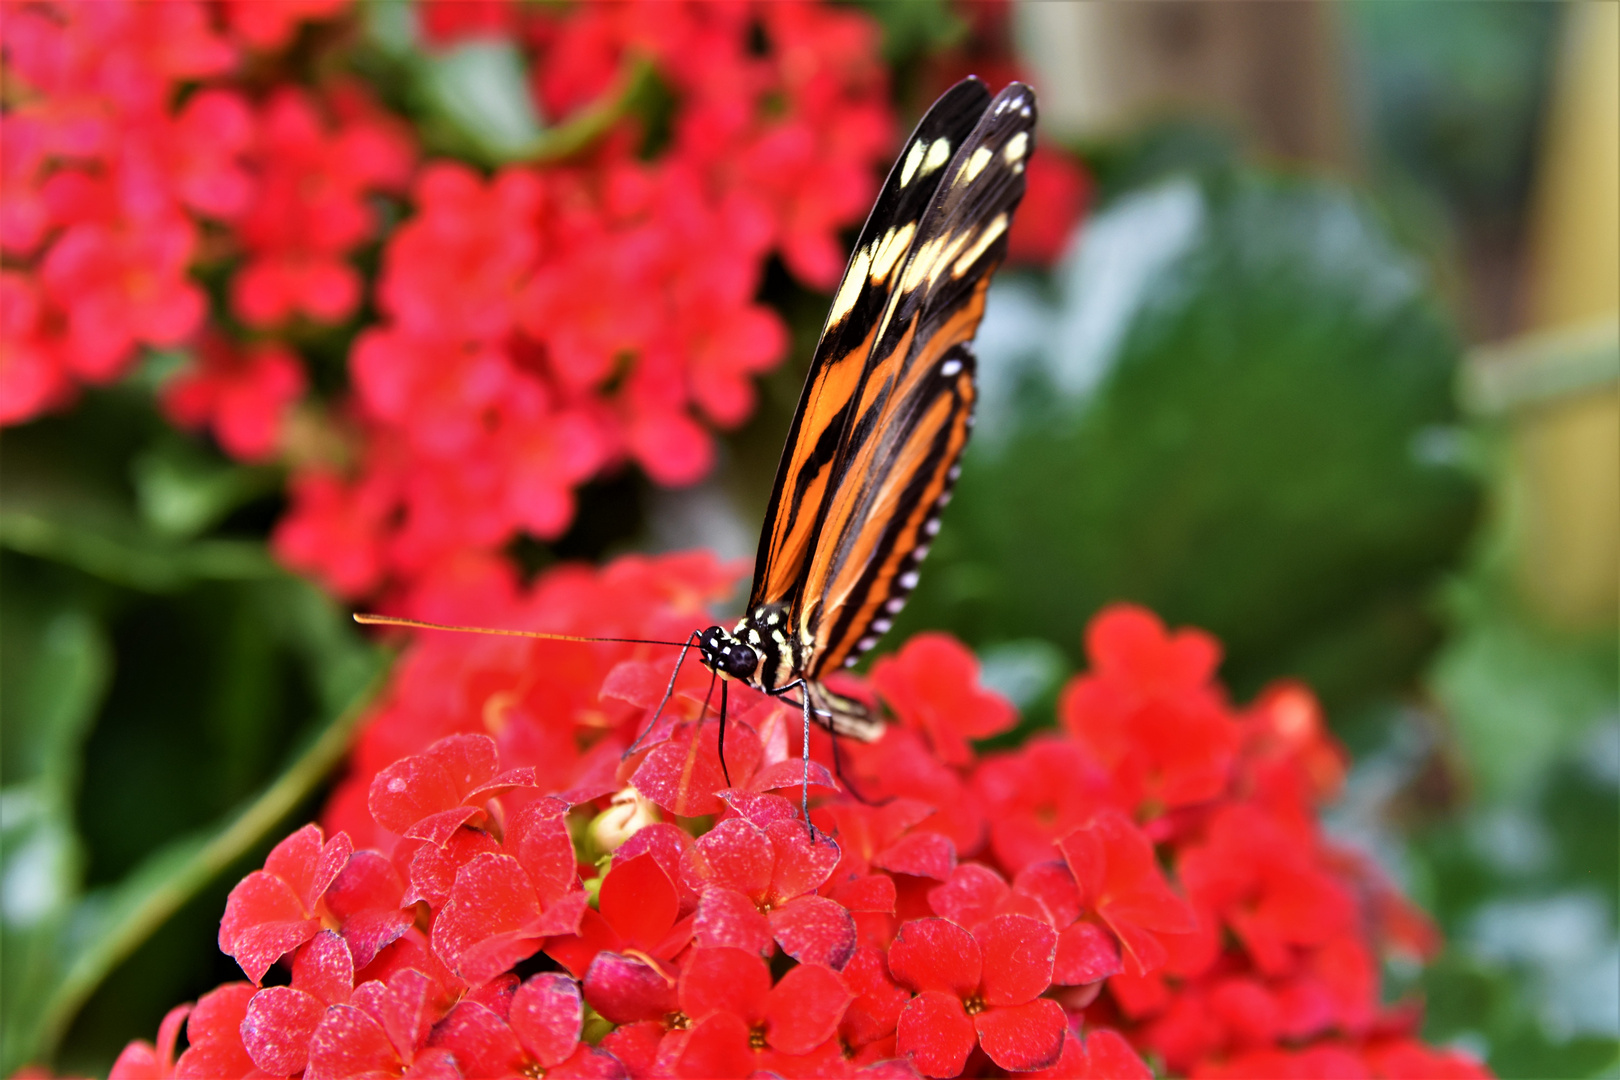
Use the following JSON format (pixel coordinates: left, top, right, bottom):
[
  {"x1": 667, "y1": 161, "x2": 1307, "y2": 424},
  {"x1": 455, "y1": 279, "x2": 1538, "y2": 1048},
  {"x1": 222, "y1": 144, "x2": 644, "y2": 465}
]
[
  {"x1": 871, "y1": 618, "x2": 891, "y2": 634},
  {"x1": 869, "y1": 221, "x2": 916, "y2": 284},
  {"x1": 1004, "y1": 131, "x2": 1028, "y2": 163},
  {"x1": 921, "y1": 137, "x2": 951, "y2": 178},
  {"x1": 885, "y1": 597, "x2": 905, "y2": 614},
  {"x1": 899, "y1": 139, "x2": 926, "y2": 187},
  {"x1": 924, "y1": 518, "x2": 940, "y2": 536},
  {"x1": 898, "y1": 570, "x2": 919, "y2": 590},
  {"x1": 913, "y1": 544, "x2": 930, "y2": 561},
  {"x1": 957, "y1": 145, "x2": 993, "y2": 186},
  {"x1": 952, "y1": 213, "x2": 1009, "y2": 278},
  {"x1": 828, "y1": 245, "x2": 873, "y2": 326},
  {"x1": 941, "y1": 357, "x2": 962, "y2": 377},
  {"x1": 857, "y1": 636, "x2": 877, "y2": 653}
]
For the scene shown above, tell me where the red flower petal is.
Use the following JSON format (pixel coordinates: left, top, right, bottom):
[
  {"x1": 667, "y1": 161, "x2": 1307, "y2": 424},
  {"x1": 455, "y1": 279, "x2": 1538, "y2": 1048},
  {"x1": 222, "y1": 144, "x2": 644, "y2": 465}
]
[
  {"x1": 510, "y1": 973, "x2": 583, "y2": 1068},
  {"x1": 508, "y1": 804, "x2": 581, "y2": 907},
  {"x1": 218, "y1": 871, "x2": 318, "y2": 984},
  {"x1": 976, "y1": 914, "x2": 1056, "y2": 1007},
  {"x1": 875, "y1": 831, "x2": 957, "y2": 881},
  {"x1": 840, "y1": 945, "x2": 910, "y2": 1049},
  {"x1": 240, "y1": 987, "x2": 323, "y2": 1076},
  {"x1": 769, "y1": 894, "x2": 857, "y2": 970},
  {"x1": 693, "y1": 886, "x2": 773, "y2": 955},
  {"x1": 682, "y1": 817, "x2": 773, "y2": 901},
  {"x1": 896, "y1": 991, "x2": 977, "y2": 1079},
  {"x1": 830, "y1": 873, "x2": 897, "y2": 914},
  {"x1": 265, "y1": 824, "x2": 353, "y2": 912},
  {"x1": 370, "y1": 754, "x2": 462, "y2": 837},
  {"x1": 764, "y1": 962, "x2": 852, "y2": 1055},
  {"x1": 679, "y1": 947, "x2": 770, "y2": 1025},
  {"x1": 305, "y1": 1003, "x2": 399, "y2": 1080},
  {"x1": 671, "y1": 1011, "x2": 754, "y2": 1079},
  {"x1": 764, "y1": 818, "x2": 840, "y2": 902},
  {"x1": 973, "y1": 998, "x2": 1067, "y2": 1072},
  {"x1": 425, "y1": 1000, "x2": 524, "y2": 1077},
  {"x1": 291, "y1": 930, "x2": 355, "y2": 1005},
  {"x1": 584, "y1": 951, "x2": 677, "y2": 1025},
  {"x1": 1054, "y1": 921, "x2": 1123, "y2": 986},
  {"x1": 719, "y1": 790, "x2": 800, "y2": 829},
  {"x1": 929, "y1": 863, "x2": 1011, "y2": 927},
  {"x1": 600, "y1": 853, "x2": 678, "y2": 951},
  {"x1": 632, "y1": 723, "x2": 730, "y2": 818},
  {"x1": 887, "y1": 918, "x2": 981, "y2": 998},
  {"x1": 432, "y1": 852, "x2": 542, "y2": 978}
]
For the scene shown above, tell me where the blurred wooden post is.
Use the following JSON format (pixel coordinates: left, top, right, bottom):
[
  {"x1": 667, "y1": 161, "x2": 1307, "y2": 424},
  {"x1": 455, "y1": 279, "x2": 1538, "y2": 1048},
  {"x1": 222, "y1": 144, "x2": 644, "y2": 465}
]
[
  {"x1": 1015, "y1": 0, "x2": 1353, "y2": 170},
  {"x1": 1465, "y1": 3, "x2": 1619, "y2": 629}
]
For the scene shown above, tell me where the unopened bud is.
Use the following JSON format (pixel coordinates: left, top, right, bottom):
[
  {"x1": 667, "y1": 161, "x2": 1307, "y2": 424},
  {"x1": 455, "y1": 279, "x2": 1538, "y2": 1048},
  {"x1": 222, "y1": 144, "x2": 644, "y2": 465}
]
[{"x1": 589, "y1": 786, "x2": 661, "y2": 853}]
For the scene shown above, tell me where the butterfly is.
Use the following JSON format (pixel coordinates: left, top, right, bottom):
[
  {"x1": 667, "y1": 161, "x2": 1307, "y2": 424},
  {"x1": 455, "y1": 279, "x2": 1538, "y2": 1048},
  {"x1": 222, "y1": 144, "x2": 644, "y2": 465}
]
[{"x1": 359, "y1": 77, "x2": 1036, "y2": 815}]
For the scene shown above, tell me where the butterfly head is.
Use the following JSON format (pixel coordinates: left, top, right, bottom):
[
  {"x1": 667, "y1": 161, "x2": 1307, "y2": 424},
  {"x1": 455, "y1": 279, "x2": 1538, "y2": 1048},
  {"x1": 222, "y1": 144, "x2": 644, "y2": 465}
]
[{"x1": 699, "y1": 625, "x2": 758, "y2": 681}]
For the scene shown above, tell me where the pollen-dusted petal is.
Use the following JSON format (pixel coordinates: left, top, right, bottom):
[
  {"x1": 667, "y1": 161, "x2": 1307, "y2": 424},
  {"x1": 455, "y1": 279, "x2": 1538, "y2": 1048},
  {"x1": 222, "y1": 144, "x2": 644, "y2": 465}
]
[
  {"x1": 584, "y1": 951, "x2": 677, "y2": 1024},
  {"x1": 305, "y1": 1004, "x2": 400, "y2": 1080},
  {"x1": 240, "y1": 986, "x2": 323, "y2": 1076},
  {"x1": 887, "y1": 918, "x2": 981, "y2": 997},
  {"x1": 616, "y1": 823, "x2": 694, "y2": 899},
  {"x1": 976, "y1": 914, "x2": 1056, "y2": 1007},
  {"x1": 601, "y1": 659, "x2": 670, "y2": 708},
  {"x1": 508, "y1": 804, "x2": 581, "y2": 906},
  {"x1": 831, "y1": 873, "x2": 897, "y2": 914},
  {"x1": 928, "y1": 862, "x2": 1011, "y2": 927},
  {"x1": 423, "y1": 732, "x2": 502, "y2": 795},
  {"x1": 682, "y1": 817, "x2": 774, "y2": 899},
  {"x1": 405, "y1": 806, "x2": 486, "y2": 846},
  {"x1": 748, "y1": 758, "x2": 839, "y2": 795},
  {"x1": 764, "y1": 962, "x2": 852, "y2": 1055},
  {"x1": 265, "y1": 825, "x2": 354, "y2": 912},
  {"x1": 632, "y1": 725, "x2": 729, "y2": 818},
  {"x1": 424, "y1": 1000, "x2": 524, "y2": 1077},
  {"x1": 875, "y1": 830, "x2": 957, "y2": 881},
  {"x1": 325, "y1": 849, "x2": 405, "y2": 917},
  {"x1": 369, "y1": 753, "x2": 462, "y2": 836},
  {"x1": 769, "y1": 894, "x2": 857, "y2": 970},
  {"x1": 671, "y1": 1011, "x2": 754, "y2": 1079},
  {"x1": 1054, "y1": 921, "x2": 1122, "y2": 985},
  {"x1": 718, "y1": 789, "x2": 798, "y2": 829},
  {"x1": 432, "y1": 852, "x2": 542, "y2": 977},
  {"x1": 896, "y1": 990, "x2": 977, "y2": 1079},
  {"x1": 510, "y1": 972, "x2": 583, "y2": 1067},
  {"x1": 600, "y1": 1020, "x2": 664, "y2": 1078},
  {"x1": 973, "y1": 998, "x2": 1067, "y2": 1072},
  {"x1": 350, "y1": 968, "x2": 440, "y2": 1061},
  {"x1": 693, "y1": 886, "x2": 773, "y2": 955},
  {"x1": 218, "y1": 871, "x2": 319, "y2": 984},
  {"x1": 291, "y1": 930, "x2": 354, "y2": 1005},
  {"x1": 404, "y1": 827, "x2": 500, "y2": 909},
  {"x1": 678, "y1": 946, "x2": 771, "y2": 1025},
  {"x1": 764, "y1": 819, "x2": 841, "y2": 902},
  {"x1": 600, "y1": 853, "x2": 679, "y2": 949}
]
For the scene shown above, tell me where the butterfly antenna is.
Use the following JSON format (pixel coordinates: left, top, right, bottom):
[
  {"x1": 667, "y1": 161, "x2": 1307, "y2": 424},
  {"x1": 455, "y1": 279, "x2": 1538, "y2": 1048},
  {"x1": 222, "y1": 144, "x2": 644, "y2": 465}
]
[{"x1": 353, "y1": 613, "x2": 693, "y2": 649}]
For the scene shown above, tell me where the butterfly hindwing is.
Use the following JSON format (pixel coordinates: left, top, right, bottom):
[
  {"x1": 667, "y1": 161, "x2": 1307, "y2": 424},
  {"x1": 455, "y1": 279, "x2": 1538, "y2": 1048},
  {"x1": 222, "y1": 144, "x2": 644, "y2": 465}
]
[
  {"x1": 748, "y1": 78, "x2": 994, "y2": 617},
  {"x1": 799, "y1": 83, "x2": 1036, "y2": 673}
]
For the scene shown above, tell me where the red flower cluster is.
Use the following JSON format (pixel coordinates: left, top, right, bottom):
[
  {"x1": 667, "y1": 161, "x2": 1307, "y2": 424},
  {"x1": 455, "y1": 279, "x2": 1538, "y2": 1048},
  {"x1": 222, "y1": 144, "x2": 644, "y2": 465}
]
[
  {"x1": 3, "y1": 0, "x2": 897, "y2": 616},
  {"x1": 112, "y1": 554, "x2": 1489, "y2": 1078},
  {"x1": 269, "y1": 0, "x2": 896, "y2": 610}
]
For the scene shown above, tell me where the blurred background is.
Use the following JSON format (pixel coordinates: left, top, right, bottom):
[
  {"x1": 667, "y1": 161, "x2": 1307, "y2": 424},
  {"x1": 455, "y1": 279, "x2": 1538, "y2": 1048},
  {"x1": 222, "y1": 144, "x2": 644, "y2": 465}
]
[{"x1": 2, "y1": 1, "x2": 1616, "y2": 1075}]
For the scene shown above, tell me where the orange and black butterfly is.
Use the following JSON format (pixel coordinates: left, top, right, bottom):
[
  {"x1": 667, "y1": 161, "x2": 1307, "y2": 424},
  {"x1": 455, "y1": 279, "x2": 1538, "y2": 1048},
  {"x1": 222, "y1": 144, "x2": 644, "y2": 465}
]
[{"x1": 360, "y1": 78, "x2": 1036, "y2": 806}]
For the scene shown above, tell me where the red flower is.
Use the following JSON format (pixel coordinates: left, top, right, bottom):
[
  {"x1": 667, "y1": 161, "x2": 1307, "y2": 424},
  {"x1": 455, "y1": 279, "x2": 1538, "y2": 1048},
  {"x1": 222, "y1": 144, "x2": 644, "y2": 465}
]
[
  {"x1": 219, "y1": 824, "x2": 353, "y2": 983},
  {"x1": 161, "y1": 336, "x2": 306, "y2": 461},
  {"x1": 221, "y1": 0, "x2": 350, "y2": 52},
  {"x1": 872, "y1": 633, "x2": 1017, "y2": 766},
  {"x1": 1060, "y1": 604, "x2": 1240, "y2": 813},
  {"x1": 889, "y1": 915, "x2": 1067, "y2": 1076},
  {"x1": 1058, "y1": 809, "x2": 1198, "y2": 977},
  {"x1": 662, "y1": 947, "x2": 852, "y2": 1077},
  {"x1": 680, "y1": 806, "x2": 857, "y2": 969}
]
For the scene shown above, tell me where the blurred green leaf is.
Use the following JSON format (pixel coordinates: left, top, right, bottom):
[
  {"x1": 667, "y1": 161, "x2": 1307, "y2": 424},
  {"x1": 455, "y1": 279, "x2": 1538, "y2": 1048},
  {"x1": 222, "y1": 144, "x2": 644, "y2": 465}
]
[
  {"x1": 131, "y1": 438, "x2": 277, "y2": 541},
  {"x1": 423, "y1": 38, "x2": 547, "y2": 160},
  {"x1": 899, "y1": 169, "x2": 1479, "y2": 713}
]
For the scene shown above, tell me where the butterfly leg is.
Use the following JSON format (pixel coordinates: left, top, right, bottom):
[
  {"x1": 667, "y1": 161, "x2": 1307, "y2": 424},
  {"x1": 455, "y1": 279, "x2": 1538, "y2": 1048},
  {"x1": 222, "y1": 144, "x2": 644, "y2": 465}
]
[
  {"x1": 624, "y1": 630, "x2": 700, "y2": 759},
  {"x1": 716, "y1": 678, "x2": 731, "y2": 788}
]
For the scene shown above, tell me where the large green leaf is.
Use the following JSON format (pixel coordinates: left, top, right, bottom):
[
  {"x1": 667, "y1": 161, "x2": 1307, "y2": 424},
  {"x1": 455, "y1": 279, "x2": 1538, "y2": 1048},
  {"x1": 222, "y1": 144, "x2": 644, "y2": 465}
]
[{"x1": 893, "y1": 169, "x2": 1479, "y2": 716}]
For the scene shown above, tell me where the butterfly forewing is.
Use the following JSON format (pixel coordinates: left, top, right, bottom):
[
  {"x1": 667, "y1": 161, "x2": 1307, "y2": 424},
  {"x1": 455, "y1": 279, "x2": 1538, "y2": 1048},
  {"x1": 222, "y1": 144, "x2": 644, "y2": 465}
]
[
  {"x1": 749, "y1": 78, "x2": 994, "y2": 617},
  {"x1": 798, "y1": 84, "x2": 1037, "y2": 672}
]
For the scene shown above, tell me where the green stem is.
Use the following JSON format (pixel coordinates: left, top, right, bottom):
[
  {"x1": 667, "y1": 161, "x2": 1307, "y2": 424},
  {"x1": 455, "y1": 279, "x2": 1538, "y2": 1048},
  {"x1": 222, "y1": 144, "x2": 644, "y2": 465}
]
[{"x1": 34, "y1": 661, "x2": 390, "y2": 1058}]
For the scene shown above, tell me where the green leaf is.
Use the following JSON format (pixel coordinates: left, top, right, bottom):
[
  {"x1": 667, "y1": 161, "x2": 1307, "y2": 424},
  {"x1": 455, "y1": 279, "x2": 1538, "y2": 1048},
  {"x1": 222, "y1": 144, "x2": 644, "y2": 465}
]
[
  {"x1": 897, "y1": 168, "x2": 1479, "y2": 713},
  {"x1": 422, "y1": 38, "x2": 548, "y2": 161},
  {"x1": 131, "y1": 438, "x2": 277, "y2": 541}
]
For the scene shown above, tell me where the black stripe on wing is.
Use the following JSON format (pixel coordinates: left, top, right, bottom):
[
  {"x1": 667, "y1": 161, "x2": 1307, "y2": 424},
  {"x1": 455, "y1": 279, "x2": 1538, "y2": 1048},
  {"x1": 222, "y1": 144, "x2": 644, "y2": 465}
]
[{"x1": 748, "y1": 77, "x2": 993, "y2": 614}]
